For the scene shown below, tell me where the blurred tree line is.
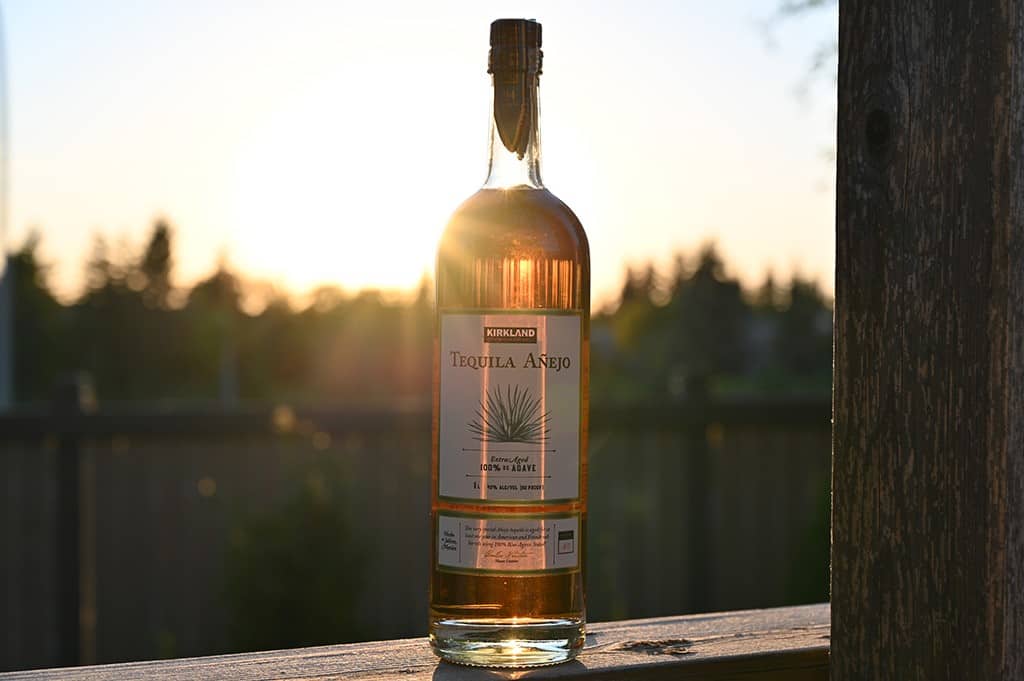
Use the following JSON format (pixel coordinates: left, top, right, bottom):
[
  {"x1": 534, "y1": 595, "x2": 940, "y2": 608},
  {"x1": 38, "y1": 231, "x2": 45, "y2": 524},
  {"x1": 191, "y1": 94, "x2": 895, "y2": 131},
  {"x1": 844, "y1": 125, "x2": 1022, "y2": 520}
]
[
  {"x1": 592, "y1": 246, "x2": 832, "y2": 403},
  {"x1": 7, "y1": 220, "x2": 831, "y2": 405}
]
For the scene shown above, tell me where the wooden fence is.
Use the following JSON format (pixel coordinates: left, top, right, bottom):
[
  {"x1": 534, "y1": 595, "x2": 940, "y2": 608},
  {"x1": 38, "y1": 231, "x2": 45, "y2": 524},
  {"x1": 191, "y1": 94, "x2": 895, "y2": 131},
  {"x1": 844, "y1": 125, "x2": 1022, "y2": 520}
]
[{"x1": 0, "y1": 395, "x2": 829, "y2": 672}]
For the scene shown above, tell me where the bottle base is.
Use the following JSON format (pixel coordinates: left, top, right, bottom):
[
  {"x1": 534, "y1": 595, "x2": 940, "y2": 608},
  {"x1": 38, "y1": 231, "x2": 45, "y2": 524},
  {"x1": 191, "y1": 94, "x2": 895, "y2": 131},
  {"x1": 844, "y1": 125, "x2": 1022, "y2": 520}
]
[{"x1": 429, "y1": 618, "x2": 585, "y2": 667}]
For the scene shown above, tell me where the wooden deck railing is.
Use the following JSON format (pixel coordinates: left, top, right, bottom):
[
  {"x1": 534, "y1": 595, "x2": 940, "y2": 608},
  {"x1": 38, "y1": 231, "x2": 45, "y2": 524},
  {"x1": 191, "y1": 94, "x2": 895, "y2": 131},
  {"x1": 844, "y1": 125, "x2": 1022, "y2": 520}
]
[{"x1": 0, "y1": 604, "x2": 829, "y2": 680}]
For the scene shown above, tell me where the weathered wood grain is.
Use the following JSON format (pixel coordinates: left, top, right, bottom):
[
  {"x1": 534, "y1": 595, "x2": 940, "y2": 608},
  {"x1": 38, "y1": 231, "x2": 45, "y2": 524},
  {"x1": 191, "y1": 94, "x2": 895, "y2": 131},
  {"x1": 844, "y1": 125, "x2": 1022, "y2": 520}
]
[
  {"x1": 0, "y1": 604, "x2": 828, "y2": 680},
  {"x1": 834, "y1": 0, "x2": 1024, "y2": 679}
]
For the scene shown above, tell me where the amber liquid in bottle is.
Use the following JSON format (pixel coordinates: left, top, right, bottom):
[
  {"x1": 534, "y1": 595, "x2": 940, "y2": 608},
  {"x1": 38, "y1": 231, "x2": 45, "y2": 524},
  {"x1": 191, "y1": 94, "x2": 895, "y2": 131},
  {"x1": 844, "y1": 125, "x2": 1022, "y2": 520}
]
[{"x1": 429, "y1": 20, "x2": 589, "y2": 667}]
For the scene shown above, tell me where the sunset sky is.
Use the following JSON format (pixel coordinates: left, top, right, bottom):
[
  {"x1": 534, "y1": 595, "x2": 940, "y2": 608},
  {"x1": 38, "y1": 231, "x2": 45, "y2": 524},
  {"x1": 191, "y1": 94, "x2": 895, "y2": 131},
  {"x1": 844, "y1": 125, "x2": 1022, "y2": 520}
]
[{"x1": 3, "y1": 0, "x2": 837, "y2": 308}]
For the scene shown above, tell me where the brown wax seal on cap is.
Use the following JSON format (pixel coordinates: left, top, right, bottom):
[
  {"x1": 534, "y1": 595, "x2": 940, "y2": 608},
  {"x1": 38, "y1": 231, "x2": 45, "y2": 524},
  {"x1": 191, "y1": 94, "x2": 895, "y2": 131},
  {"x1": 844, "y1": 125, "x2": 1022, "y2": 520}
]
[
  {"x1": 490, "y1": 17, "x2": 541, "y2": 45},
  {"x1": 488, "y1": 19, "x2": 542, "y2": 159},
  {"x1": 489, "y1": 18, "x2": 542, "y2": 74}
]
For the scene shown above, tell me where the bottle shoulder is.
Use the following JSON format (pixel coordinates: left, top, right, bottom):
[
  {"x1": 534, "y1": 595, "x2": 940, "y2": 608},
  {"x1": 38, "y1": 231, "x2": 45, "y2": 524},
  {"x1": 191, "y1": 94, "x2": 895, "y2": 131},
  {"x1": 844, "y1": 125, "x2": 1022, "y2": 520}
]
[{"x1": 439, "y1": 188, "x2": 589, "y2": 262}]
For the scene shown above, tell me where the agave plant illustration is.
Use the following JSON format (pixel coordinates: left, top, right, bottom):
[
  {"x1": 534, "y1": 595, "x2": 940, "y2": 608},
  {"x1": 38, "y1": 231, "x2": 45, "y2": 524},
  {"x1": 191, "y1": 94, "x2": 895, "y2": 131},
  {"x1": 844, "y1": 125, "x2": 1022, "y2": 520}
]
[{"x1": 467, "y1": 384, "x2": 551, "y2": 444}]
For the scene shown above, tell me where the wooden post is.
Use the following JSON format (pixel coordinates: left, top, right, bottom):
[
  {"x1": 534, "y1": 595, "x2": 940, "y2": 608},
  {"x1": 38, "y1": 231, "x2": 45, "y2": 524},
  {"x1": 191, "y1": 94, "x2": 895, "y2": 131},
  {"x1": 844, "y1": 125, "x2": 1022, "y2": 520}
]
[
  {"x1": 0, "y1": 255, "x2": 12, "y2": 409},
  {"x1": 685, "y1": 374, "x2": 711, "y2": 613},
  {"x1": 833, "y1": 1, "x2": 1024, "y2": 679},
  {"x1": 53, "y1": 374, "x2": 93, "y2": 667}
]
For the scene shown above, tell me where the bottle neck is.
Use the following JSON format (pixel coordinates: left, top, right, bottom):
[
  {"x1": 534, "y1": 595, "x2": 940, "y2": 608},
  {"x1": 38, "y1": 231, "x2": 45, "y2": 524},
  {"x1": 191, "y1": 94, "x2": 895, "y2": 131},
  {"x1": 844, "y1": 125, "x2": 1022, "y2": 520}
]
[{"x1": 483, "y1": 71, "x2": 543, "y2": 189}]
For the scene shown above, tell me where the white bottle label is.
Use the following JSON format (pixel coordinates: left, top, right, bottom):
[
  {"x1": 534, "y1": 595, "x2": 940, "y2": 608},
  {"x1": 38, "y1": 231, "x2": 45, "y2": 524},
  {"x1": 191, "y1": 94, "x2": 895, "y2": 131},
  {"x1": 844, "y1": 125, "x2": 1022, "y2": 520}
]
[
  {"x1": 438, "y1": 312, "x2": 581, "y2": 503},
  {"x1": 437, "y1": 513, "x2": 580, "y2": 573}
]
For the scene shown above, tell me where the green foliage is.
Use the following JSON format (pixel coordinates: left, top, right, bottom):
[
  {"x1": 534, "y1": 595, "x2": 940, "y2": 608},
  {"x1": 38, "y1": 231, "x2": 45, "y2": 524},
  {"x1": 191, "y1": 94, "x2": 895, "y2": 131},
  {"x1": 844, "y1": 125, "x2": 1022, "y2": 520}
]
[
  {"x1": 223, "y1": 467, "x2": 362, "y2": 651},
  {"x1": 773, "y1": 0, "x2": 839, "y2": 96},
  {"x1": 9, "y1": 231, "x2": 67, "y2": 401},
  {"x1": 777, "y1": 0, "x2": 836, "y2": 15},
  {"x1": 73, "y1": 225, "x2": 193, "y2": 400},
  {"x1": 7, "y1": 227, "x2": 830, "y2": 405},
  {"x1": 592, "y1": 243, "x2": 832, "y2": 402},
  {"x1": 787, "y1": 487, "x2": 830, "y2": 604},
  {"x1": 139, "y1": 221, "x2": 173, "y2": 308}
]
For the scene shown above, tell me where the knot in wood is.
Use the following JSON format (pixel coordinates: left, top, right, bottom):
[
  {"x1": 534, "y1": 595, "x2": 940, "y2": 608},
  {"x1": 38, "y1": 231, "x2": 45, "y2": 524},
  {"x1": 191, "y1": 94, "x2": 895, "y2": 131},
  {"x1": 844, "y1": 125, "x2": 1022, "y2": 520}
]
[
  {"x1": 616, "y1": 638, "x2": 694, "y2": 656},
  {"x1": 865, "y1": 108, "x2": 891, "y2": 152}
]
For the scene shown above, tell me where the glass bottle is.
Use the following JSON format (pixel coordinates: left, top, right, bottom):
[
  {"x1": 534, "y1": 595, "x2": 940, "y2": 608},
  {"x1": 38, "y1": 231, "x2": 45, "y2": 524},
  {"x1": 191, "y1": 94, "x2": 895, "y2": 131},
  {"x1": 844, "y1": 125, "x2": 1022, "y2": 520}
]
[{"x1": 429, "y1": 18, "x2": 590, "y2": 667}]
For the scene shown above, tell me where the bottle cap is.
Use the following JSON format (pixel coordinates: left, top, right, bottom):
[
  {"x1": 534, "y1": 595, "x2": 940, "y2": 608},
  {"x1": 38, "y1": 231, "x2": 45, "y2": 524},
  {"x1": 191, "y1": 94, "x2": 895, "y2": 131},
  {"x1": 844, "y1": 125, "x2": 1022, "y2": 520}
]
[
  {"x1": 488, "y1": 18, "x2": 542, "y2": 74},
  {"x1": 490, "y1": 18, "x2": 541, "y2": 49}
]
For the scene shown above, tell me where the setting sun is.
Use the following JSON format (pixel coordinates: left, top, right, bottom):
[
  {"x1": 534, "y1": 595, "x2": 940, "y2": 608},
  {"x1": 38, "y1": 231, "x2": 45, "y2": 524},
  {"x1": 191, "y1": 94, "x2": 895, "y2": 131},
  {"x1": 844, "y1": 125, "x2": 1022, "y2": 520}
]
[
  {"x1": 229, "y1": 60, "x2": 478, "y2": 294},
  {"x1": 5, "y1": 1, "x2": 836, "y2": 305}
]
